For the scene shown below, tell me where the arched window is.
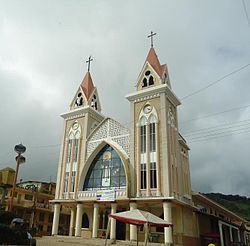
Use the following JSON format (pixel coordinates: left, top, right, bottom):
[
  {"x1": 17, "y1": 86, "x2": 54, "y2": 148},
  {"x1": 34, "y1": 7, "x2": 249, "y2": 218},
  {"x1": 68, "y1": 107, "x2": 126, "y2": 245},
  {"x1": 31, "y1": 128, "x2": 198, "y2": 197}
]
[
  {"x1": 149, "y1": 115, "x2": 157, "y2": 152},
  {"x1": 71, "y1": 131, "x2": 80, "y2": 192},
  {"x1": 149, "y1": 114, "x2": 157, "y2": 189},
  {"x1": 83, "y1": 145, "x2": 126, "y2": 190},
  {"x1": 140, "y1": 117, "x2": 147, "y2": 189},
  {"x1": 168, "y1": 108, "x2": 177, "y2": 194},
  {"x1": 74, "y1": 92, "x2": 84, "y2": 107},
  {"x1": 142, "y1": 70, "x2": 154, "y2": 88},
  {"x1": 82, "y1": 213, "x2": 89, "y2": 228},
  {"x1": 91, "y1": 94, "x2": 98, "y2": 110},
  {"x1": 168, "y1": 108, "x2": 175, "y2": 127},
  {"x1": 64, "y1": 133, "x2": 73, "y2": 192},
  {"x1": 138, "y1": 105, "x2": 159, "y2": 193},
  {"x1": 63, "y1": 122, "x2": 81, "y2": 193}
]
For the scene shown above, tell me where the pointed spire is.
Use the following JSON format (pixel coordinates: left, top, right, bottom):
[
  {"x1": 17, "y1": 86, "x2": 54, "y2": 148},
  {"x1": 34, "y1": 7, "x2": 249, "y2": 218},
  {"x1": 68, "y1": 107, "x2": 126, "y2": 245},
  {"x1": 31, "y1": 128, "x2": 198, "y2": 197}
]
[
  {"x1": 80, "y1": 71, "x2": 95, "y2": 100},
  {"x1": 145, "y1": 47, "x2": 166, "y2": 79}
]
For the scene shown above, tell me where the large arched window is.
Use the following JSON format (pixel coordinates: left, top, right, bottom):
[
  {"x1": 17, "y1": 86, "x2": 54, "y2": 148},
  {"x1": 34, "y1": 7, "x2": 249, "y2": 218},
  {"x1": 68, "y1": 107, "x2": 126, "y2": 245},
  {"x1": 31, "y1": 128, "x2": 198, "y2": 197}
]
[{"x1": 83, "y1": 145, "x2": 126, "y2": 191}]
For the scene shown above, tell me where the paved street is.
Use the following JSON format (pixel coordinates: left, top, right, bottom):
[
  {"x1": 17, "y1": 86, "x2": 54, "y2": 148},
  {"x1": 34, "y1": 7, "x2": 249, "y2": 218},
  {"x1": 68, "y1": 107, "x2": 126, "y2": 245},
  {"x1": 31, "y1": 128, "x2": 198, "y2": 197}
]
[
  {"x1": 37, "y1": 237, "x2": 107, "y2": 246},
  {"x1": 36, "y1": 236, "x2": 162, "y2": 246}
]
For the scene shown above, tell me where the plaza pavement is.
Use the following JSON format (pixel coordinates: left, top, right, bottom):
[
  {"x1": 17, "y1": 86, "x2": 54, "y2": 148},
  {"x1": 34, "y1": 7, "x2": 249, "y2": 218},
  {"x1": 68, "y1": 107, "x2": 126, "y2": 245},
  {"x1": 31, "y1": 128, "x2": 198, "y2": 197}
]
[{"x1": 36, "y1": 236, "x2": 162, "y2": 246}]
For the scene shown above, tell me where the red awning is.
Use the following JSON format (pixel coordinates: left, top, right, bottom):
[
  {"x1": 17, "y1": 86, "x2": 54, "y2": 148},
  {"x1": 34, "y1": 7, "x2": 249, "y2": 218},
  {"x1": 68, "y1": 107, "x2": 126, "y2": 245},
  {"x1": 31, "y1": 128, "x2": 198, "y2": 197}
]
[{"x1": 109, "y1": 209, "x2": 172, "y2": 227}]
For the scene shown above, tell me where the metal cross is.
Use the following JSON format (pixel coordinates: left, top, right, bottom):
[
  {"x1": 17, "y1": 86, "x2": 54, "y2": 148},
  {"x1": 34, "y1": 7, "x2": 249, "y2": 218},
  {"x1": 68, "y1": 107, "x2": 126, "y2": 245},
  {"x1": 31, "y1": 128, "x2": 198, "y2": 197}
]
[
  {"x1": 147, "y1": 31, "x2": 157, "y2": 48},
  {"x1": 86, "y1": 55, "x2": 93, "y2": 72}
]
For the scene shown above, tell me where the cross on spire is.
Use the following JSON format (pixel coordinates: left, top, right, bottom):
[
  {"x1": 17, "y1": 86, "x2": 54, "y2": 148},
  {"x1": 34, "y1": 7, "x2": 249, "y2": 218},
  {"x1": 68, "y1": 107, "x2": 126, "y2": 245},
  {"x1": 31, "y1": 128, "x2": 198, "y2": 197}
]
[
  {"x1": 86, "y1": 55, "x2": 93, "y2": 72},
  {"x1": 147, "y1": 31, "x2": 157, "y2": 48}
]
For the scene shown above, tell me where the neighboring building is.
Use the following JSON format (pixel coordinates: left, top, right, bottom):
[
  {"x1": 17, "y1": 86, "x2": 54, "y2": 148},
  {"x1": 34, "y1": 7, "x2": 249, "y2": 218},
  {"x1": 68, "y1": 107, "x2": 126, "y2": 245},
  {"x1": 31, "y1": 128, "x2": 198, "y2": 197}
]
[
  {"x1": 51, "y1": 47, "x2": 200, "y2": 246},
  {"x1": 0, "y1": 168, "x2": 70, "y2": 236},
  {"x1": 193, "y1": 192, "x2": 249, "y2": 246},
  {"x1": 0, "y1": 167, "x2": 15, "y2": 208},
  {"x1": 0, "y1": 167, "x2": 15, "y2": 185}
]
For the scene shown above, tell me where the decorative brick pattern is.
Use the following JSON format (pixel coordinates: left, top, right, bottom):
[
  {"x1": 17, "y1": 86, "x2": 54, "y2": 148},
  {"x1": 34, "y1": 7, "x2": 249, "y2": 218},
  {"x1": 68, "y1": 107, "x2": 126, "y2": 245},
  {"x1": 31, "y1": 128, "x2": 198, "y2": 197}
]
[
  {"x1": 109, "y1": 118, "x2": 129, "y2": 137},
  {"x1": 90, "y1": 120, "x2": 108, "y2": 141},
  {"x1": 86, "y1": 118, "x2": 130, "y2": 160}
]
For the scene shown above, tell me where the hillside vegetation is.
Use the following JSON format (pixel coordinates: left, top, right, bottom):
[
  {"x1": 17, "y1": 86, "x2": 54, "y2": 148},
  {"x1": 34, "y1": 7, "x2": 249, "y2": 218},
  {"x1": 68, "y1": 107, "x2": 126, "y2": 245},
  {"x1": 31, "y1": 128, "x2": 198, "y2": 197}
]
[{"x1": 204, "y1": 193, "x2": 250, "y2": 221}]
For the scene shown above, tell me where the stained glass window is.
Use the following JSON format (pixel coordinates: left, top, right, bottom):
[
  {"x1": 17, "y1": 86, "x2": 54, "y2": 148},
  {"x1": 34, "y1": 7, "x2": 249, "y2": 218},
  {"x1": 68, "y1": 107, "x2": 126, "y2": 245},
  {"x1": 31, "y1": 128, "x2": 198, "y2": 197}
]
[{"x1": 83, "y1": 145, "x2": 126, "y2": 190}]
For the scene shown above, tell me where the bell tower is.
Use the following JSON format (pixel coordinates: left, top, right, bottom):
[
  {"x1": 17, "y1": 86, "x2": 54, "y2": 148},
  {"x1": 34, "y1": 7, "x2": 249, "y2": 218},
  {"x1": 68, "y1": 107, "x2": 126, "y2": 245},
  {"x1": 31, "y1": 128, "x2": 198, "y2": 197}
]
[
  {"x1": 127, "y1": 43, "x2": 191, "y2": 199},
  {"x1": 55, "y1": 59, "x2": 104, "y2": 200}
]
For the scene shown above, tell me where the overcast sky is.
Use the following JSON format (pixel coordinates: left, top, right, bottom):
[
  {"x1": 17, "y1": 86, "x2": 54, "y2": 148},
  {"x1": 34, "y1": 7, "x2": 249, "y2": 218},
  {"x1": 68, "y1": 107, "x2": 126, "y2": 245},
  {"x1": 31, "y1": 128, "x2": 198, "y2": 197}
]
[{"x1": 0, "y1": 0, "x2": 250, "y2": 196}]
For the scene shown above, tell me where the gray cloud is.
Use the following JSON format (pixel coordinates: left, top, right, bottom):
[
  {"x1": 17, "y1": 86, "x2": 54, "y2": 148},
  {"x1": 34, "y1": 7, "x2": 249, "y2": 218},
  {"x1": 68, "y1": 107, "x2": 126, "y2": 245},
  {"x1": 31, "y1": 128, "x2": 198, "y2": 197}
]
[{"x1": 0, "y1": 0, "x2": 250, "y2": 196}]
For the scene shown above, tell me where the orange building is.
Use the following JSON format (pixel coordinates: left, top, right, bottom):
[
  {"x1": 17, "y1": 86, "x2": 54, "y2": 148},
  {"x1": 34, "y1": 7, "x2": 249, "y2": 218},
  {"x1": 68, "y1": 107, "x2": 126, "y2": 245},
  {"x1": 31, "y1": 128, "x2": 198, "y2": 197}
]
[{"x1": 0, "y1": 168, "x2": 70, "y2": 236}]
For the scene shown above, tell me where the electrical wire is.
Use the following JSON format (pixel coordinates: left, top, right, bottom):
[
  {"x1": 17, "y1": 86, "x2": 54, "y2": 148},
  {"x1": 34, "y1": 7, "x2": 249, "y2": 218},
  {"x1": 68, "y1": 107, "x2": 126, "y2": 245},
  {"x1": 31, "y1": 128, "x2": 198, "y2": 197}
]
[
  {"x1": 183, "y1": 120, "x2": 250, "y2": 137},
  {"x1": 186, "y1": 125, "x2": 250, "y2": 141},
  {"x1": 180, "y1": 63, "x2": 250, "y2": 100},
  {"x1": 182, "y1": 118, "x2": 250, "y2": 135},
  {"x1": 242, "y1": 0, "x2": 250, "y2": 31},
  {"x1": 179, "y1": 104, "x2": 250, "y2": 124},
  {"x1": 189, "y1": 128, "x2": 250, "y2": 143}
]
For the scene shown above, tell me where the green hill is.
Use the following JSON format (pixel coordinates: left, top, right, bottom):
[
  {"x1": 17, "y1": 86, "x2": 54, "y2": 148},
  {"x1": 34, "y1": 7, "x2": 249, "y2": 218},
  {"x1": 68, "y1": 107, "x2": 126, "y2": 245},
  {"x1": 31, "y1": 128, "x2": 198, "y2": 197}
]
[{"x1": 204, "y1": 193, "x2": 250, "y2": 221}]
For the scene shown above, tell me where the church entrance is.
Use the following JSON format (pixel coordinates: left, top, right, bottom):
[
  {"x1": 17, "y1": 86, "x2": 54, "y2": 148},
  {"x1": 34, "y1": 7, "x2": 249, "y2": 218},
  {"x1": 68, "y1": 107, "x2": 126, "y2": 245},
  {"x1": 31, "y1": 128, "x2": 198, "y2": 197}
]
[
  {"x1": 99, "y1": 209, "x2": 109, "y2": 238},
  {"x1": 116, "y1": 210, "x2": 126, "y2": 240}
]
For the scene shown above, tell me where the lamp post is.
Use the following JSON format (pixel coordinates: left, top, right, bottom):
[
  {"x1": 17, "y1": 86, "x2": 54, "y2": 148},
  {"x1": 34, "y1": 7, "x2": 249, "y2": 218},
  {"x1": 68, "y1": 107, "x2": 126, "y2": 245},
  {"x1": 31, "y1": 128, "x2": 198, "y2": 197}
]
[{"x1": 9, "y1": 143, "x2": 26, "y2": 212}]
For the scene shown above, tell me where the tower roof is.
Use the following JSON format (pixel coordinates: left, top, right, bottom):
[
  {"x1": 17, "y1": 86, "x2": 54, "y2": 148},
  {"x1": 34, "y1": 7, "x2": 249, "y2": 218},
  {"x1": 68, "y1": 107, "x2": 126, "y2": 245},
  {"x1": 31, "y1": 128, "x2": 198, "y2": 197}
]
[
  {"x1": 80, "y1": 71, "x2": 96, "y2": 100},
  {"x1": 145, "y1": 48, "x2": 167, "y2": 79}
]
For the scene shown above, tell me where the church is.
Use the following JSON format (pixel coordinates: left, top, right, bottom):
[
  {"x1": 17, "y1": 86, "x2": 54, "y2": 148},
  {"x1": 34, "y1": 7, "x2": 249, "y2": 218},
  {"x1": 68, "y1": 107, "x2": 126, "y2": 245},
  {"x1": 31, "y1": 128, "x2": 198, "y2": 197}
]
[{"x1": 50, "y1": 42, "x2": 200, "y2": 246}]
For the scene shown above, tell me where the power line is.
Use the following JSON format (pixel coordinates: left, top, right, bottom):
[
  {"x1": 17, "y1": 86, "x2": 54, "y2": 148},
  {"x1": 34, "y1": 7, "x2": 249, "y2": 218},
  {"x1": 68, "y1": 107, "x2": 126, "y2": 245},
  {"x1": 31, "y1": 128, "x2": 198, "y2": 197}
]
[
  {"x1": 186, "y1": 125, "x2": 250, "y2": 141},
  {"x1": 122, "y1": 103, "x2": 250, "y2": 129},
  {"x1": 189, "y1": 128, "x2": 250, "y2": 143},
  {"x1": 179, "y1": 104, "x2": 250, "y2": 124},
  {"x1": 242, "y1": 0, "x2": 250, "y2": 31},
  {"x1": 183, "y1": 120, "x2": 250, "y2": 137},
  {"x1": 182, "y1": 118, "x2": 250, "y2": 135},
  {"x1": 180, "y1": 63, "x2": 250, "y2": 100}
]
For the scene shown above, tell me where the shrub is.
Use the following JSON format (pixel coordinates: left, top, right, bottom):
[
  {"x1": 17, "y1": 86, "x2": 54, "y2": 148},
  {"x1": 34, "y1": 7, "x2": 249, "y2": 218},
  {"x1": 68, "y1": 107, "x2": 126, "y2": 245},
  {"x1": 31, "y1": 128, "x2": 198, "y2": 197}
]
[
  {"x1": 0, "y1": 210, "x2": 15, "y2": 225},
  {"x1": 0, "y1": 223, "x2": 30, "y2": 245}
]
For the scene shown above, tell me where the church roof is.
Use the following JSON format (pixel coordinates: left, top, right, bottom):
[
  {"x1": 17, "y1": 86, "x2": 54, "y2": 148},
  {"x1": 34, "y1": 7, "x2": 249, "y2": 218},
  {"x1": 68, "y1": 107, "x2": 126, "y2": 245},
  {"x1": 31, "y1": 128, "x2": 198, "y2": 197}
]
[
  {"x1": 146, "y1": 47, "x2": 167, "y2": 79},
  {"x1": 80, "y1": 71, "x2": 96, "y2": 100}
]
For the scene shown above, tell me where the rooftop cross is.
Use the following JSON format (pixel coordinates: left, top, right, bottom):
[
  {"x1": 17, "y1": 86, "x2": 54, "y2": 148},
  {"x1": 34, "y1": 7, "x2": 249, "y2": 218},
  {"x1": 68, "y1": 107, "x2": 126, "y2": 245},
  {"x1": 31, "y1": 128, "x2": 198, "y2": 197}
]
[
  {"x1": 147, "y1": 31, "x2": 157, "y2": 48},
  {"x1": 86, "y1": 55, "x2": 93, "y2": 72}
]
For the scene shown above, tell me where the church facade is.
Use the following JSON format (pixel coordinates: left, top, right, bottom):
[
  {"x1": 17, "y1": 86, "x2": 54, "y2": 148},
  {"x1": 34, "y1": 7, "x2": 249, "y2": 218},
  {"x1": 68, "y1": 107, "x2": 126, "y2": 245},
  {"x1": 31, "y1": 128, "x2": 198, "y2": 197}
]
[{"x1": 51, "y1": 47, "x2": 200, "y2": 246}]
